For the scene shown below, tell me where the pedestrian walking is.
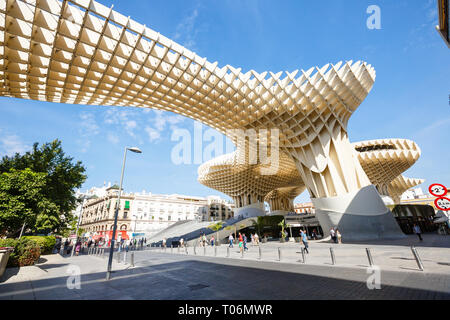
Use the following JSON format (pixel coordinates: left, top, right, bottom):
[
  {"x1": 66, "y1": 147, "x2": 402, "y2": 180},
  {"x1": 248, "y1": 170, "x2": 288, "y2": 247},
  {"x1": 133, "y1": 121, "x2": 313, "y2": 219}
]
[
  {"x1": 229, "y1": 234, "x2": 234, "y2": 248},
  {"x1": 180, "y1": 238, "x2": 184, "y2": 248},
  {"x1": 238, "y1": 232, "x2": 244, "y2": 254},
  {"x1": 330, "y1": 228, "x2": 337, "y2": 243},
  {"x1": 67, "y1": 240, "x2": 72, "y2": 255},
  {"x1": 336, "y1": 229, "x2": 342, "y2": 244},
  {"x1": 55, "y1": 238, "x2": 62, "y2": 254},
  {"x1": 202, "y1": 234, "x2": 207, "y2": 247},
  {"x1": 243, "y1": 234, "x2": 248, "y2": 251},
  {"x1": 210, "y1": 235, "x2": 215, "y2": 247},
  {"x1": 413, "y1": 224, "x2": 423, "y2": 241},
  {"x1": 162, "y1": 238, "x2": 167, "y2": 248},
  {"x1": 300, "y1": 229, "x2": 309, "y2": 253},
  {"x1": 75, "y1": 240, "x2": 81, "y2": 256},
  {"x1": 254, "y1": 233, "x2": 259, "y2": 245}
]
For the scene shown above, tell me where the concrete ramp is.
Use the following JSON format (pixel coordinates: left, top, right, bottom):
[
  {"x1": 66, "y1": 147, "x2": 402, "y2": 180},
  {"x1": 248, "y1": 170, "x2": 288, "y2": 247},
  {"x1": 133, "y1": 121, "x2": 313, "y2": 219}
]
[{"x1": 149, "y1": 216, "x2": 259, "y2": 247}]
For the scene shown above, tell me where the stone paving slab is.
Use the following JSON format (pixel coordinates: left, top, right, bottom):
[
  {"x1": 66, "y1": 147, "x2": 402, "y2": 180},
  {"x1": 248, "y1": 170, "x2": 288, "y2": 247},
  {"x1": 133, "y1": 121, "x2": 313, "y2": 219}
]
[
  {"x1": 0, "y1": 236, "x2": 449, "y2": 300},
  {"x1": 155, "y1": 234, "x2": 450, "y2": 274}
]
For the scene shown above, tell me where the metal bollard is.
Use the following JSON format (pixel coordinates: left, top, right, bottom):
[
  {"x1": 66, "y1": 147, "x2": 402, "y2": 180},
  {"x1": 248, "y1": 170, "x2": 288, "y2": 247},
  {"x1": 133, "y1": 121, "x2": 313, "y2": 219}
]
[
  {"x1": 258, "y1": 246, "x2": 262, "y2": 260},
  {"x1": 117, "y1": 251, "x2": 121, "y2": 263},
  {"x1": 278, "y1": 247, "x2": 282, "y2": 261},
  {"x1": 214, "y1": 246, "x2": 217, "y2": 257},
  {"x1": 123, "y1": 251, "x2": 127, "y2": 264},
  {"x1": 131, "y1": 252, "x2": 135, "y2": 267},
  {"x1": 366, "y1": 248, "x2": 374, "y2": 266},
  {"x1": 241, "y1": 249, "x2": 244, "y2": 258},
  {"x1": 301, "y1": 248, "x2": 306, "y2": 264},
  {"x1": 330, "y1": 247, "x2": 336, "y2": 265},
  {"x1": 171, "y1": 245, "x2": 173, "y2": 254},
  {"x1": 178, "y1": 246, "x2": 180, "y2": 253},
  {"x1": 227, "y1": 247, "x2": 230, "y2": 258},
  {"x1": 204, "y1": 246, "x2": 206, "y2": 256},
  {"x1": 194, "y1": 246, "x2": 197, "y2": 255},
  {"x1": 411, "y1": 246, "x2": 424, "y2": 271},
  {"x1": 185, "y1": 246, "x2": 188, "y2": 255}
]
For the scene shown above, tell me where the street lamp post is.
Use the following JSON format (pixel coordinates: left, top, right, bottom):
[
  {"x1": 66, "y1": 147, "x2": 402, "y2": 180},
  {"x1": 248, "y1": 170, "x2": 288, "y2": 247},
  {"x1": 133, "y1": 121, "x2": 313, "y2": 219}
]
[
  {"x1": 71, "y1": 195, "x2": 90, "y2": 257},
  {"x1": 106, "y1": 147, "x2": 142, "y2": 280}
]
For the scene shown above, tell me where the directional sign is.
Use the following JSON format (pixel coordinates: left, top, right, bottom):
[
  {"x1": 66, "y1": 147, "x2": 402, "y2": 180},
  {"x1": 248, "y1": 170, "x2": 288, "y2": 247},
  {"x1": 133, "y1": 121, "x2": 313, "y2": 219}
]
[
  {"x1": 429, "y1": 183, "x2": 448, "y2": 197},
  {"x1": 435, "y1": 197, "x2": 450, "y2": 211}
]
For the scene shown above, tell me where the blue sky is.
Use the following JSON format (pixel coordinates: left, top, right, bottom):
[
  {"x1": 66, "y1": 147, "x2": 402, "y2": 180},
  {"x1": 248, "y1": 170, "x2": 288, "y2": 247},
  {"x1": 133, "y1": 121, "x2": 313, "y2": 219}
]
[{"x1": 0, "y1": 0, "x2": 449, "y2": 203}]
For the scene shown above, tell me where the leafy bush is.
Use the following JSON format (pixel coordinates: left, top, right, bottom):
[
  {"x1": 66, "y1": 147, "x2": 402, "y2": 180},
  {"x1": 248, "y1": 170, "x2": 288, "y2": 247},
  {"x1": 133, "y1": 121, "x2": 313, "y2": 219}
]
[
  {"x1": 22, "y1": 236, "x2": 56, "y2": 255},
  {"x1": 0, "y1": 238, "x2": 41, "y2": 267}
]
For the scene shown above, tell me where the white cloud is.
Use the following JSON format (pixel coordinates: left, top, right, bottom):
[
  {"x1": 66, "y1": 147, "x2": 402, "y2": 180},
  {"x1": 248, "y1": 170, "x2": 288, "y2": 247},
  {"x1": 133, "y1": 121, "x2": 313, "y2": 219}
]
[
  {"x1": 79, "y1": 112, "x2": 100, "y2": 137},
  {"x1": 145, "y1": 127, "x2": 161, "y2": 142},
  {"x1": 0, "y1": 133, "x2": 30, "y2": 157},
  {"x1": 173, "y1": 8, "x2": 200, "y2": 50},
  {"x1": 78, "y1": 111, "x2": 100, "y2": 153},
  {"x1": 107, "y1": 132, "x2": 120, "y2": 144},
  {"x1": 144, "y1": 111, "x2": 186, "y2": 143},
  {"x1": 104, "y1": 108, "x2": 139, "y2": 138},
  {"x1": 414, "y1": 117, "x2": 450, "y2": 139}
]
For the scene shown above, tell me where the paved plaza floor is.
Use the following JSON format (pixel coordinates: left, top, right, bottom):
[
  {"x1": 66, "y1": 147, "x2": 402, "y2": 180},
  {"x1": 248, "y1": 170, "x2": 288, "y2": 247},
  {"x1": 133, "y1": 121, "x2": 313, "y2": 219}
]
[{"x1": 0, "y1": 234, "x2": 449, "y2": 300}]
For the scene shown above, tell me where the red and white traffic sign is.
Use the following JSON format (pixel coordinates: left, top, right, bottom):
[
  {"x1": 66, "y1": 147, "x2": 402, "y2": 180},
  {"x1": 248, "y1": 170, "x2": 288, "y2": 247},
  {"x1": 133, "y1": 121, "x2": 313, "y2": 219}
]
[
  {"x1": 435, "y1": 197, "x2": 450, "y2": 211},
  {"x1": 429, "y1": 183, "x2": 448, "y2": 197}
]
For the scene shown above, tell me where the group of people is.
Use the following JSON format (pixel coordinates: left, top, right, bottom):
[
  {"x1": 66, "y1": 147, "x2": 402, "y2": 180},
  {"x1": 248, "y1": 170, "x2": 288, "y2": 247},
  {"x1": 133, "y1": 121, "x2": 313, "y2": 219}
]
[
  {"x1": 196, "y1": 234, "x2": 217, "y2": 247},
  {"x1": 228, "y1": 232, "x2": 261, "y2": 248},
  {"x1": 58, "y1": 236, "x2": 148, "y2": 256},
  {"x1": 329, "y1": 228, "x2": 342, "y2": 244},
  {"x1": 228, "y1": 232, "x2": 249, "y2": 253},
  {"x1": 118, "y1": 238, "x2": 146, "y2": 252}
]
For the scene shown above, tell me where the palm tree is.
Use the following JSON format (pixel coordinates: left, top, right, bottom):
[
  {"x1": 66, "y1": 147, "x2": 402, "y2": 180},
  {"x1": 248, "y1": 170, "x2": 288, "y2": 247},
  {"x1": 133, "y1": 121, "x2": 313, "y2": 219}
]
[
  {"x1": 251, "y1": 216, "x2": 264, "y2": 236},
  {"x1": 278, "y1": 219, "x2": 287, "y2": 242}
]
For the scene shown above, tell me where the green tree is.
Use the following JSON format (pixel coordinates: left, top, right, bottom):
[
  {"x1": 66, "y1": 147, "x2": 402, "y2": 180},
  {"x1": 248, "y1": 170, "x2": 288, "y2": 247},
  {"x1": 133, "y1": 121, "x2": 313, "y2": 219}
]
[
  {"x1": 278, "y1": 218, "x2": 287, "y2": 239},
  {"x1": 0, "y1": 169, "x2": 59, "y2": 235},
  {"x1": 0, "y1": 140, "x2": 87, "y2": 235},
  {"x1": 208, "y1": 221, "x2": 223, "y2": 244},
  {"x1": 251, "y1": 216, "x2": 265, "y2": 236}
]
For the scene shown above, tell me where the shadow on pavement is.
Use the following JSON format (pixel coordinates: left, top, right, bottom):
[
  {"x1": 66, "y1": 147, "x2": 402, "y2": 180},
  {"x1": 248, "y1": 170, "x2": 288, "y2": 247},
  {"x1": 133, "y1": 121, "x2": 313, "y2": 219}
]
[
  {"x1": 0, "y1": 267, "x2": 20, "y2": 283},
  {"x1": 0, "y1": 257, "x2": 449, "y2": 300}
]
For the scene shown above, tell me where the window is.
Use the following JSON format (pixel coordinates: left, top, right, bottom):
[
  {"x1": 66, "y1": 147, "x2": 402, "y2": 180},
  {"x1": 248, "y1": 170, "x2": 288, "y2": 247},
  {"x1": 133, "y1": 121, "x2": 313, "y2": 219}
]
[{"x1": 125, "y1": 201, "x2": 130, "y2": 209}]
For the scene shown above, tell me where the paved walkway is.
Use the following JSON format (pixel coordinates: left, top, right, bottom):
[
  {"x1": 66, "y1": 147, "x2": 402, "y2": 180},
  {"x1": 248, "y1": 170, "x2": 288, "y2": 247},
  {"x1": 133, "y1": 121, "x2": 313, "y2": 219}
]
[
  {"x1": 0, "y1": 234, "x2": 449, "y2": 300},
  {"x1": 175, "y1": 234, "x2": 450, "y2": 274}
]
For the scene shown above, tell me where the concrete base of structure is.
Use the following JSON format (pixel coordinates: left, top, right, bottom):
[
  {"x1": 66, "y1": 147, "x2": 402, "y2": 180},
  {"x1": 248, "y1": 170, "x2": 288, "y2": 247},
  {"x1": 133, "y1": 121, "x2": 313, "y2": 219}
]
[
  {"x1": 312, "y1": 185, "x2": 406, "y2": 241},
  {"x1": 267, "y1": 210, "x2": 289, "y2": 216},
  {"x1": 235, "y1": 203, "x2": 265, "y2": 219}
]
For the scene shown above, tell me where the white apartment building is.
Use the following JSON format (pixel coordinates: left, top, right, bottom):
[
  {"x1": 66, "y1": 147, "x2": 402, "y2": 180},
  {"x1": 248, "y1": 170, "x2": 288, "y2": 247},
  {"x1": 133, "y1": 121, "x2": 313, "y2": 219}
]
[
  {"x1": 401, "y1": 187, "x2": 426, "y2": 200},
  {"x1": 79, "y1": 184, "x2": 234, "y2": 240}
]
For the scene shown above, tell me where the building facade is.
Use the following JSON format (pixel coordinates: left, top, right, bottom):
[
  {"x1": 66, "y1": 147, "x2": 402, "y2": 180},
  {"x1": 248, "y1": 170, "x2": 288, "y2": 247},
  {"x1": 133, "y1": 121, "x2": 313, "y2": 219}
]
[{"x1": 79, "y1": 185, "x2": 234, "y2": 240}]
